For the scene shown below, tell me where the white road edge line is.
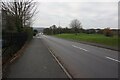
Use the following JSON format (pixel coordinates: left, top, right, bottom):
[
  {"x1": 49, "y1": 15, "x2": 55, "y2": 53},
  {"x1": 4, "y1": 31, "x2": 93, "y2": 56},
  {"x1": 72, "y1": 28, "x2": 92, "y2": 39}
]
[
  {"x1": 48, "y1": 48, "x2": 73, "y2": 79},
  {"x1": 72, "y1": 45, "x2": 88, "y2": 52},
  {"x1": 42, "y1": 38, "x2": 73, "y2": 79},
  {"x1": 105, "y1": 56, "x2": 120, "y2": 63}
]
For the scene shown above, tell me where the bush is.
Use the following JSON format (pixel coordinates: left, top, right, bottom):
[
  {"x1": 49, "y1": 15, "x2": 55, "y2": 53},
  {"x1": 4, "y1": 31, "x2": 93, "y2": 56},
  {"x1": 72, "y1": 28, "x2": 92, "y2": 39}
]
[
  {"x1": 103, "y1": 28, "x2": 113, "y2": 37},
  {"x1": 23, "y1": 27, "x2": 34, "y2": 40},
  {"x1": 2, "y1": 32, "x2": 28, "y2": 64}
]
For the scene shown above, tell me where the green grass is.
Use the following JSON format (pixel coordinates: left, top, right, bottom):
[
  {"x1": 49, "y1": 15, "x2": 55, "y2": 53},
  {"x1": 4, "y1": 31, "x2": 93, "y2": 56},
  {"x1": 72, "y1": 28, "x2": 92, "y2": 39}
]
[{"x1": 54, "y1": 33, "x2": 119, "y2": 47}]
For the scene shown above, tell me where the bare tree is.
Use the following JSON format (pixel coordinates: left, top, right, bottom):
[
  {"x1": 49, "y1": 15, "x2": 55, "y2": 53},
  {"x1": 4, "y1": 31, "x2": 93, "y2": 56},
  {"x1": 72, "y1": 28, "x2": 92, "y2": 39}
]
[
  {"x1": 50, "y1": 25, "x2": 57, "y2": 35},
  {"x1": 69, "y1": 19, "x2": 82, "y2": 35},
  {"x1": 2, "y1": 0, "x2": 37, "y2": 32}
]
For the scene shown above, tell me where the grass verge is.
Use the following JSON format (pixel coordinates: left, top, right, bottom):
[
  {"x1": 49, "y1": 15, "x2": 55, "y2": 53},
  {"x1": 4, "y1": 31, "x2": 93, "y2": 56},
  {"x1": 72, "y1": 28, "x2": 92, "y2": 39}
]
[{"x1": 54, "y1": 33, "x2": 119, "y2": 48}]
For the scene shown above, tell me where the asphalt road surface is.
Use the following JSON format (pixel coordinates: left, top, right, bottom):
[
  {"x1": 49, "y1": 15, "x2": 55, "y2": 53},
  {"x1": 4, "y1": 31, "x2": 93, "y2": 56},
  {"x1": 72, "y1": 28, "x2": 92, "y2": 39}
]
[
  {"x1": 6, "y1": 38, "x2": 67, "y2": 78},
  {"x1": 39, "y1": 34, "x2": 119, "y2": 78}
]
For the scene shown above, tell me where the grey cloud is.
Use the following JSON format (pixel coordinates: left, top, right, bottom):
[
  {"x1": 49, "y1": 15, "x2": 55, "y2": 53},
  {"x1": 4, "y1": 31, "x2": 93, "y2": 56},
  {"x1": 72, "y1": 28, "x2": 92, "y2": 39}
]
[{"x1": 33, "y1": 2, "x2": 118, "y2": 29}]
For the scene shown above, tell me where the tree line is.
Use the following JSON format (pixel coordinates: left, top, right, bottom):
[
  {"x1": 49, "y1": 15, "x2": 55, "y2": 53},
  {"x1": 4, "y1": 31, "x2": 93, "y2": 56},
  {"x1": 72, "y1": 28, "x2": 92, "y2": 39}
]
[
  {"x1": 43, "y1": 19, "x2": 118, "y2": 37},
  {"x1": 44, "y1": 19, "x2": 83, "y2": 35}
]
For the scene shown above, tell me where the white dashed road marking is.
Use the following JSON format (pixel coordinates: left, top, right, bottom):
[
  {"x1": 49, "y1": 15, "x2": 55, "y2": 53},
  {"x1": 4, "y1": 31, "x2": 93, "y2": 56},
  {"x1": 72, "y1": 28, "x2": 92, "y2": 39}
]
[
  {"x1": 72, "y1": 45, "x2": 88, "y2": 52},
  {"x1": 106, "y1": 56, "x2": 120, "y2": 63}
]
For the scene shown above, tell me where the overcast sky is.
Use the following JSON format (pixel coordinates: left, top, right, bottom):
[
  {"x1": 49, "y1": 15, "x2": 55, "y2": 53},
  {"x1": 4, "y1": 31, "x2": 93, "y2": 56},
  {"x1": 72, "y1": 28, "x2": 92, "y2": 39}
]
[{"x1": 33, "y1": 0, "x2": 118, "y2": 29}]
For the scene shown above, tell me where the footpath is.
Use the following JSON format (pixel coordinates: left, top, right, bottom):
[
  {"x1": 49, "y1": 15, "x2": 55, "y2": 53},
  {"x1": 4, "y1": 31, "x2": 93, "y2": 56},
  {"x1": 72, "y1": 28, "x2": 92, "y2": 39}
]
[{"x1": 5, "y1": 37, "x2": 67, "y2": 78}]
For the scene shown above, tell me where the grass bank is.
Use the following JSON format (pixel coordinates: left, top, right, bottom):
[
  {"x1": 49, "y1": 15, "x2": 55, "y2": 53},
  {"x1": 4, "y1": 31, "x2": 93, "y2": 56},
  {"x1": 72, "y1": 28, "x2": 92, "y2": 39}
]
[{"x1": 54, "y1": 33, "x2": 119, "y2": 47}]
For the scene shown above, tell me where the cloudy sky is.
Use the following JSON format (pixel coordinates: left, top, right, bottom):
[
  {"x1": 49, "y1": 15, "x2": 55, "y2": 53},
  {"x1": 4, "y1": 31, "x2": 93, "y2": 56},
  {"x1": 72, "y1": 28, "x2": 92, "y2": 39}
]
[{"x1": 33, "y1": 0, "x2": 118, "y2": 29}]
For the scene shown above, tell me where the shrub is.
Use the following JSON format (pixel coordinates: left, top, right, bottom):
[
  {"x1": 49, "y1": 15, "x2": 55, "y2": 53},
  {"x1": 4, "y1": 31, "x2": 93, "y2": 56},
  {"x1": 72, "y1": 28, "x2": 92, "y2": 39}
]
[
  {"x1": 2, "y1": 32, "x2": 28, "y2": 64},
  {"x1": 103, "y1": 28, "x2": 113, "y2": 37},
  {"x1": 23, "y1": 27, "x2": 34, "y2": 40}
]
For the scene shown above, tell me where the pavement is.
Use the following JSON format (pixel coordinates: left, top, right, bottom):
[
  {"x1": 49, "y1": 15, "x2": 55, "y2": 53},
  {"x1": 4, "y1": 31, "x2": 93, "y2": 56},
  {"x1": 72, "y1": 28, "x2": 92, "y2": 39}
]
[
  {"x1": 5, "y1": 37, "x2": 67, "y2": 78},
  {"x1": 40, "y1": 34, "x2": 119, "y2": 78}
]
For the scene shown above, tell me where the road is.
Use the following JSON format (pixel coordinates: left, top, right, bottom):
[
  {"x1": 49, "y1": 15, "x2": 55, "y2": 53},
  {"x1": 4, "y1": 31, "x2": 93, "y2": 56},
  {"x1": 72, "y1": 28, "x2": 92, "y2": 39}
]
[
  {"x1": 6, "y1": 38, "x2": 67, "y2": 78},
  {"x1": 39, "y1": 34, "x2": 119, "y2": 78}
]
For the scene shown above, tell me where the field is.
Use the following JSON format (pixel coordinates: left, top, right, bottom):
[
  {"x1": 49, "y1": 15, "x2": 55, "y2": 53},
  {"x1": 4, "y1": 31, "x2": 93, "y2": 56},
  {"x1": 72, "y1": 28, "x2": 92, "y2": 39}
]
[{"x1": 54, "y1": 33, "x2": 119, "y2": 47}]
